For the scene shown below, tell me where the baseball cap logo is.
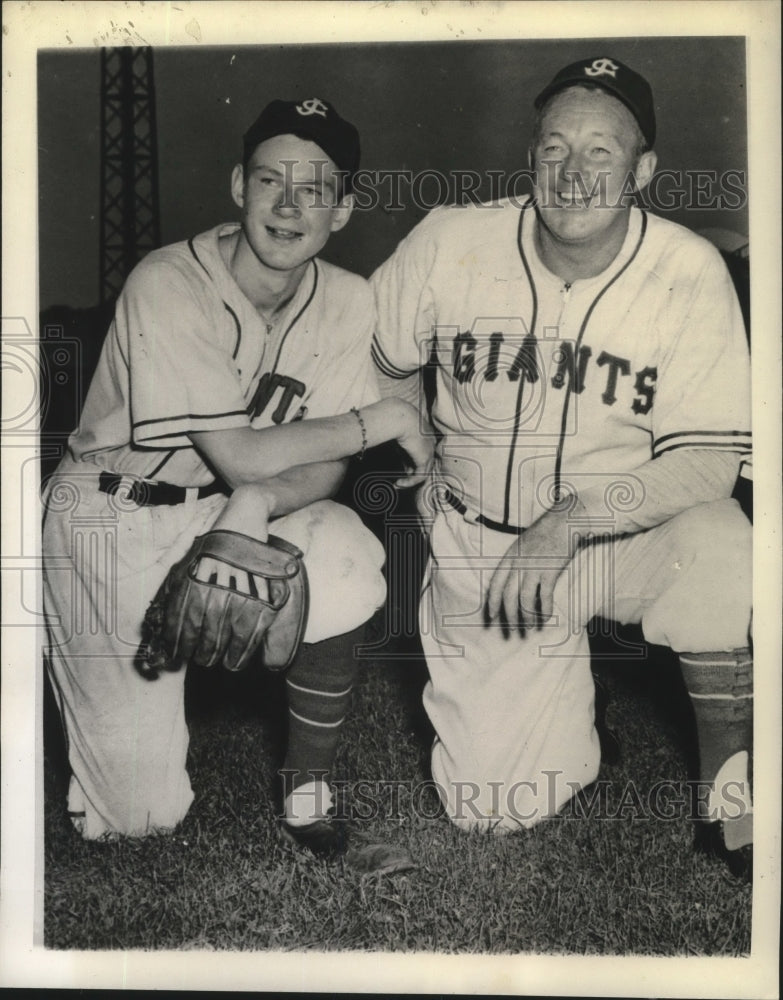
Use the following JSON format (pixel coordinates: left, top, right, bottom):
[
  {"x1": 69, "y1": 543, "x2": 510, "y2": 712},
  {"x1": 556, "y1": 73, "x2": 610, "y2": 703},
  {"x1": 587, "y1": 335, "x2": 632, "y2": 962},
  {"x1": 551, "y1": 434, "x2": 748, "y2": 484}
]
[
  {"x1": 296, "y1": 98, "x2": 329, "y2": 119},
  {"x1": 584, "y1": 57, "x2": 619, "y2": 79}
]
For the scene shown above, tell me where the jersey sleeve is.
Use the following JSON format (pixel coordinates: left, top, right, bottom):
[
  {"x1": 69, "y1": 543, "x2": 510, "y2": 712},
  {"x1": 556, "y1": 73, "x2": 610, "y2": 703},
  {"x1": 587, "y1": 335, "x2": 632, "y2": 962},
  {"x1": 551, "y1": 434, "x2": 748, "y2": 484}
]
[
  {"x1": 651, "y1": 242, "x2": 751, "y2": 462},
  {"x1": 121, "y1": 260, "x2": 251, "y2": 449},
  {"x1": 578, "y1": 448, "x2": 741, "y2": 534},
  {"x1": 370, "y1": 211, "x2": 441, "y2": 383}
]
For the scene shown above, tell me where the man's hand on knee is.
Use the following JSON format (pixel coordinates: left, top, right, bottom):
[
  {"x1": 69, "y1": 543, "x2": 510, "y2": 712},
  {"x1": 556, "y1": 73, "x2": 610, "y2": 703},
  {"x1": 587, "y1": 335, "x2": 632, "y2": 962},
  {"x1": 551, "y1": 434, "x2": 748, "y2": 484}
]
[{"x1": 485, "y1": 500, "x2": 582, "y2": 632}]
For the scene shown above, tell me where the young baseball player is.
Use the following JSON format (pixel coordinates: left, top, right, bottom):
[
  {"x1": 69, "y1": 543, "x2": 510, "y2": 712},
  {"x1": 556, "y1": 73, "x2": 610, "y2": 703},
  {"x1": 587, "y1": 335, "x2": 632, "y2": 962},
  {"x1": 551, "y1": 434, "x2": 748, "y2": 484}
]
[
  {"x1": 43, "y1": 98, "x2": 432, "y2": 864},
  {"x1": 371, "y1": 58, "x2": 753, "y2": 880}
]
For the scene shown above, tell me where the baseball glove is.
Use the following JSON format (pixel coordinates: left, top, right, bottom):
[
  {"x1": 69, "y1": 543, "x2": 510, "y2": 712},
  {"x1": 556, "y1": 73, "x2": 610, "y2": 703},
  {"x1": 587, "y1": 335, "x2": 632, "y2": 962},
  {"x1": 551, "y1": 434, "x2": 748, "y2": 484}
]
[{"x1": 138, "y1": 529, "x2": 309, "y2": 677}]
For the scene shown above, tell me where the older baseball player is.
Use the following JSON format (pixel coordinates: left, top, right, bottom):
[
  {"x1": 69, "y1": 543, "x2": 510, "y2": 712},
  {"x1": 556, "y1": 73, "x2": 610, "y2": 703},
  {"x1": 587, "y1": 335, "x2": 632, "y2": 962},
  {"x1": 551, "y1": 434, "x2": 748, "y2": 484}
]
[
  {"x1": 43, "y1": 98, "x2": 432, "y2": 867},
  {"x1": 371, "y1": 58, "x2": 753, "y2": 880}
]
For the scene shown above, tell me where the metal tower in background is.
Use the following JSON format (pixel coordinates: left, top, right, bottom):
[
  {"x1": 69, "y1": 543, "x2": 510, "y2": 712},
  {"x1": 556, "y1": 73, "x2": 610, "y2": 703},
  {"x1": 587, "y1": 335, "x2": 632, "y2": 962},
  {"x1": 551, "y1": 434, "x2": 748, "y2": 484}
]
[{"x1": 99, "y1": 47, "x2": 160, "y2": 303}]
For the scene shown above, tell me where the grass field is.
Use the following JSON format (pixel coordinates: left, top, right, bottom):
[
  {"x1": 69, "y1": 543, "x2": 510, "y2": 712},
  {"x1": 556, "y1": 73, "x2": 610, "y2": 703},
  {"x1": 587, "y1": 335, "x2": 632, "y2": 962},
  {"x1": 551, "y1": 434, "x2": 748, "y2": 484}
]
[{"x1": 43, "y1": 615, "x2": 751, "y2": 955}]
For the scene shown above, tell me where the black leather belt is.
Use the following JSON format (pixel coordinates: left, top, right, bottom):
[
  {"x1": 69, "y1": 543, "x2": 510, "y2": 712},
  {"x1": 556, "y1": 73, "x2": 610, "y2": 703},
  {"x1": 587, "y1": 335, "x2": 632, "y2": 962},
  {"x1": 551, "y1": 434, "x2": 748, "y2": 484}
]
[
  {"x1": 443, "y1": 489, "x2": 525, "y2": 535},
  {"x1": 98, "y1": 472, "x2": 227, "y2": 507}
]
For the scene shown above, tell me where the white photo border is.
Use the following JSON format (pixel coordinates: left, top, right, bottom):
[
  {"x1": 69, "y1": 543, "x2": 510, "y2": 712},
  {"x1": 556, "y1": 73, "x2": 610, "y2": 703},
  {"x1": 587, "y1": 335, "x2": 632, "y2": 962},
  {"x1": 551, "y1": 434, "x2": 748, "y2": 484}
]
[{"x1": 2, "y1": 1, "x2": 780, "y2": 995}]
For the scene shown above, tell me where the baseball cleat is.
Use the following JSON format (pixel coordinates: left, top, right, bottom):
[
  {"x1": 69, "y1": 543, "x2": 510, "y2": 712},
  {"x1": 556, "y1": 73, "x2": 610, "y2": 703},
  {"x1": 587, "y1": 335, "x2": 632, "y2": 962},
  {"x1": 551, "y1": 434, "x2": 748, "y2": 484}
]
[
  {"x1": 344, "y1": 835, "x2": 418, "y2": 876},
  {"x1": 279, "y1": 815, "x2": 348, "y2": 860},
  {"x1": 694, "y1": 820, "x2": 753, "y2": 883},
  {"x1": 279, "y1": 818, "x2": 417, "y2": 875}
]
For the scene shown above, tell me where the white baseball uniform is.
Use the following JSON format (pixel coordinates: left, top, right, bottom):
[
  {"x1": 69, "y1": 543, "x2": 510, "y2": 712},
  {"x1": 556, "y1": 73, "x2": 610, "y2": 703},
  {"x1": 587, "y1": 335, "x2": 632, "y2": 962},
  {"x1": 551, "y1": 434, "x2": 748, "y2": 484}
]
[
  {"x1": 371, "y1": 199, "x2": 752, "y2": 832},
  {"x1": 43, "y1": 223, "x2": 384, "y2": 839}
]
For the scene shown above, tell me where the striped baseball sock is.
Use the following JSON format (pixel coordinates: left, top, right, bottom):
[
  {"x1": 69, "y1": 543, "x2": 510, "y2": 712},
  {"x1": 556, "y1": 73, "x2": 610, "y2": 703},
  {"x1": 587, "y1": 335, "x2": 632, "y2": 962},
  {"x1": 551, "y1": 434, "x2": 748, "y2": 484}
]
[
  {"x1": 680, "y1": 648, "x2": 753, "y2": 850},
  {"x1": 280, "y1": 623, "x2": 365, "y2": 823}
]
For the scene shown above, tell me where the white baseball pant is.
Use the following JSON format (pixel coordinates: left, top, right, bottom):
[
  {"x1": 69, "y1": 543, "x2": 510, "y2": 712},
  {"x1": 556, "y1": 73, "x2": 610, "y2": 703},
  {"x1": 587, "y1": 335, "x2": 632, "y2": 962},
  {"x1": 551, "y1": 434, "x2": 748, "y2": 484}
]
[
  {"x1": 419, "y1": 498, "x2": 752, "y2": 832},
  {"x1": 42, "y1": 456, "x2": 386, "y2": 839}
]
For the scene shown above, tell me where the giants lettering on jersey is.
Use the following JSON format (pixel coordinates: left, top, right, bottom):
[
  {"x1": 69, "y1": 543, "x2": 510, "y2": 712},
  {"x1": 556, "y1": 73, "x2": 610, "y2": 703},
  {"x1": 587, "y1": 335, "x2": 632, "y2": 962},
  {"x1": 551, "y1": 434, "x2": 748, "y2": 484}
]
[
  {"x1": 450, "y1": 330, "x2": 656, "y2": 414},
  {"x1": 247, "y1": 372, "x2": 306, "y2": 424},
  {"x1": 453, "y1": 330, "x2": 540, "y2": 385}
]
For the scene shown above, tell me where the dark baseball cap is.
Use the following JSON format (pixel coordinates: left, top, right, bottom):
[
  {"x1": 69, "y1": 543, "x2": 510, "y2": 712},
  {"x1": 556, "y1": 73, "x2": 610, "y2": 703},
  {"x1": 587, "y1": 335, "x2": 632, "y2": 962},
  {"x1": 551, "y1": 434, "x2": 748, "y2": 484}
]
[
  {"x1": 534, "y1": 57, "x2": 656, "y2": 148},
  {"x1": 242, "y1": 98, "x2": 361, "y2": 193}
]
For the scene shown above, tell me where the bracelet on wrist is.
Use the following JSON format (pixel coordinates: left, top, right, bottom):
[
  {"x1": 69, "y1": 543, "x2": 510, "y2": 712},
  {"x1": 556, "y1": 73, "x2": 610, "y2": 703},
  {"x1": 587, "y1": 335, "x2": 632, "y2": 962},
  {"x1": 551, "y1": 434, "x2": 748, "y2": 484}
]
[{"x1": 350, "y1": 407, "x2": 368, "y2": 461}]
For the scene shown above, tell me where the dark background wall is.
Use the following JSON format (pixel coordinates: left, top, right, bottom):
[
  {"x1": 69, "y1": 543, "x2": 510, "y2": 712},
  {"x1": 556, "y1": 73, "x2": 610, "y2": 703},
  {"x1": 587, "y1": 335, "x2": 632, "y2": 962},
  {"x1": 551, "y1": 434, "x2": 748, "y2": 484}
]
[{"x1": 38, "y1": 37, "x2": 747, "y2": 313}]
